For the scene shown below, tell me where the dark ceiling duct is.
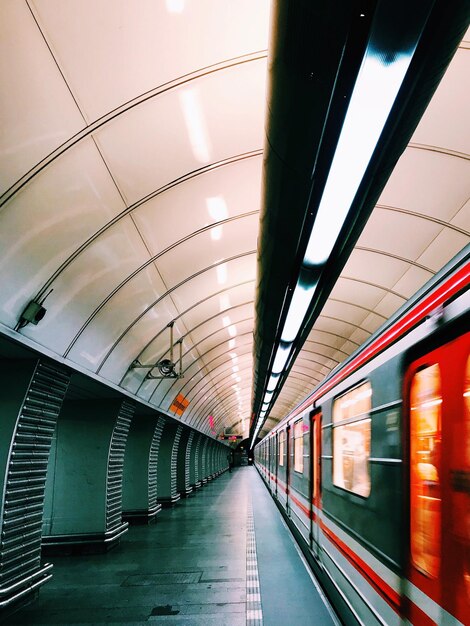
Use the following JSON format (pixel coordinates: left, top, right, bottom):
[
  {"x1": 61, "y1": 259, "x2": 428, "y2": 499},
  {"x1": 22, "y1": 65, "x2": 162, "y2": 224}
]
[{"x1": 251, "y1": 0, "x2": 469, "y2": 441}]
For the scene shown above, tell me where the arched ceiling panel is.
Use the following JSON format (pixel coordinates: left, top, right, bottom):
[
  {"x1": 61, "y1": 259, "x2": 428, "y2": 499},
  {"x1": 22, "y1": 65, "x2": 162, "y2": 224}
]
[
  {"x1": 92, "y1": 60, "x2": 266, "y2": 205},
  {"x1": 0, "y1": 1, "x2": 86, "y2": 193},
  {"x1": 30, "y1": 0, "x2": 270, "y2": 123}
]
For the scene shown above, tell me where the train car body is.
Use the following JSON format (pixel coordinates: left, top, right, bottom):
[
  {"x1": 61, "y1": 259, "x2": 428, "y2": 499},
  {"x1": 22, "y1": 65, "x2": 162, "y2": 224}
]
[{"x1": 255, "y1": 249, "x2": 469, "y2": 626}]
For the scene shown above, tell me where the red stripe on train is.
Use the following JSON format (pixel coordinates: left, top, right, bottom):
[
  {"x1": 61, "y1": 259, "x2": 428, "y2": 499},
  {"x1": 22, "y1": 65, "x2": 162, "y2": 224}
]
[
  {"x1": 293, "y1": 261, "x2": 470, "y2": 418},
  {"x1": 320, "y1": 520, "x2": 402, "y2": 612}
]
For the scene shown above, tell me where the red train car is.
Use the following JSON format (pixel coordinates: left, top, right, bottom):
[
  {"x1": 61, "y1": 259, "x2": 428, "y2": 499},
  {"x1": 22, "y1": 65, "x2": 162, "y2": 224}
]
[{"x1": 255, "y1": 248, "x2": 469, "y2": 626}]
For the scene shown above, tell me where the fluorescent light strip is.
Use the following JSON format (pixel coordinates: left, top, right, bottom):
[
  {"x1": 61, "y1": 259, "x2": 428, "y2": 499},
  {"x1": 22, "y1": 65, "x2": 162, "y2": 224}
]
[
  {"x1": 304, "y1": 51, "x2": 415, "y2": 267},
  {"x1": 281, "y1": 281, "x2": 317, "y2": 343},
  {"x1": 254, "y1": 25, "x2": 420, "y2": 446}
]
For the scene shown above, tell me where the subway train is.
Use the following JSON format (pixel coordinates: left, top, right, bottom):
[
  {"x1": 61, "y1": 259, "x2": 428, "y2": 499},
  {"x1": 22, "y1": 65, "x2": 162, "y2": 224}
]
[{"x1": 254, "y1": 248, "x2": 469, "y2": 626}]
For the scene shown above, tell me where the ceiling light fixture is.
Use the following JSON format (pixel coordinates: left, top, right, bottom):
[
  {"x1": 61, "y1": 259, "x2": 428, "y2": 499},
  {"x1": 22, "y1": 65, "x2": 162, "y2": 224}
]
[{"x1": 251, "y1": 0, "x2": 431, "y2": 449}]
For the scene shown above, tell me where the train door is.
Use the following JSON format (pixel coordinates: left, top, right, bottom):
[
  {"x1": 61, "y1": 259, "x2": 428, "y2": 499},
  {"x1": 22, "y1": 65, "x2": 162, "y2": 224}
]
[
  {"x1": 310, "y1": 409, "x2": 322, "y2": 558},
  {"x1": 274, "y1": 432, "x2": 278, "y2": 497},
  {"x1": 286, "y1": 424, "x2": 291, "y2": 515},
  {"x1": 405, "y1": 330, "x2": 469, "y2": 625},
  {"x1": 269, "y1": 435, "x2": 275, "y2": 492}
]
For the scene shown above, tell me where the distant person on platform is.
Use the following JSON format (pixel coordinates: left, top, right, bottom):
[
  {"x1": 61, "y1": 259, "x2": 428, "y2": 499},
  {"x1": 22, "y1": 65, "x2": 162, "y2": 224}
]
[{"x1": 227, "y1": 451, "x2": 234, "y2": 473}]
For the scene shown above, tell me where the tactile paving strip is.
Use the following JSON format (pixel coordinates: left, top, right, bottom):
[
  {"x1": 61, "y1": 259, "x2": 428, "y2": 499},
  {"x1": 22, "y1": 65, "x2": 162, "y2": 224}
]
[{"x1": 246, "y1": 498, "x2": 263, "y2": 625}]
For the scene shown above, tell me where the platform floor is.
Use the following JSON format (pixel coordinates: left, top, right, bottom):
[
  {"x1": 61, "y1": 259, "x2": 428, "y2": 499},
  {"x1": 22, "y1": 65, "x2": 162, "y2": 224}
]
[{"x1": 8, "y1": 467, "x2": 338, "y2": 625}]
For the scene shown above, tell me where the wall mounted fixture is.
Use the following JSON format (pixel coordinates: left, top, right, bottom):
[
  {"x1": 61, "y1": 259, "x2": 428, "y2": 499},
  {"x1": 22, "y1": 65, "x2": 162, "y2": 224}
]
[
  {"x1": 16, "y1": 289, "x2": 53, "y2": 330},
  {"x1": 130, "y1": 322, "x2": 184, "y2": 379}
]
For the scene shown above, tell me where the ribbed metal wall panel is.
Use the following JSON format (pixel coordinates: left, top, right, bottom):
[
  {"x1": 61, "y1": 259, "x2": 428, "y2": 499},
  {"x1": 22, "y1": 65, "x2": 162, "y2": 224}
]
[
  {"x1": 0, "y1": 361, "x2": 69, "y2": 600},
  {"x1": 185, "y1": 431, "x2": 193, "y2": 490},
  {"x1": 105, "y1": 401, "x2": 134, "y2": 531},
  {"x1": 148, "y1": 417, "x2": 165, "y2": 510},
  {"x1": 194, "y1": 436, "x2": 201, "y2": 484},
  {"x1": 170, "y1": 426, "x2": 182, "y2": 499},
  {"x1": 201, "y1": 438, "x2": 209, "y2": 483}
]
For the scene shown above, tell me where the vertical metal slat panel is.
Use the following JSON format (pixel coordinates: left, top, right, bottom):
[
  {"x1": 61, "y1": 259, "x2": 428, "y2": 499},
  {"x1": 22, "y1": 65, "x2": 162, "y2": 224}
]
[
  {"x1": 185, "y1": 431, "x2": 194, "y2": 489},
  {"x1": 170, "y1": 426, "x2": 182, "y2": 498},
  {"x1": 148, "y1": 417, "x2": 165, "y2": 510},
  {"x1": 0, "y1": 362, "x2": 69, "y2": 593},
  {"x1": 105, "y1": 401, "x2": 134, "y2": 531}
]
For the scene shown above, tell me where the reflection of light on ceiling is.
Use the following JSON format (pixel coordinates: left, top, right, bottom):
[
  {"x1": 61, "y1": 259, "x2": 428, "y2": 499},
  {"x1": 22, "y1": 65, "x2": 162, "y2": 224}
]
[
  {"x1": 180, "y1": 89, "x2": 211, "y2": 163},
  {"x1": 219, "y1": 294, "x2": 230, "y2": 312},
  {"x1": 228, "y1": 325, "x2": 237, "y2": 337},
  {"x1": 232, "y1": 365, "x2": 239, "y2": 373},
  {"x1": 228, "y1": 339, "x2": 236, "y2": 349},
  {"x1": 229, "y1": 352, "x2": 237, "y2": 361},
  {"x1": 208, "y1": 198, "x2": 228, "y2": 241},
  {"x1": 207, "y1": 196, "x2": 228, "y2": 220},
  {"x1": 216, "y1": 263, "x2": 227, "y2": 284},
  {"x1": 211, "y1": 226, "x2": 223, "y2": 240},
  {"x1": 166, "y1": 0, "x2": 185, "y2": 13},
  {"x1": 222, "y1": 316, "x2": 231, "y2": 327}
]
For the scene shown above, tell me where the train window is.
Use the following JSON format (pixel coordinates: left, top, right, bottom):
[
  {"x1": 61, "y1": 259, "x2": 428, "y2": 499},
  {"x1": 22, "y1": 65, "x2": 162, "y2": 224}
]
[
  {"x1": 410, "y1": 363, "x2": 442, "y2": 579},
  {"x1": 294, "y1": 420, "x2": 303, "y2": 473},
  {"x1": 279, "y1": 431, "x2": 285, "y2": 467},
  {"x1": 333, "y1": 381, "x2": 371, "y2": 497}
]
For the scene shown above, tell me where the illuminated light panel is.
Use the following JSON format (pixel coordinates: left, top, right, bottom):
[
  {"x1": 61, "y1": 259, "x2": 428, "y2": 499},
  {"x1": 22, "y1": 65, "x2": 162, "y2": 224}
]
[
  {"x1": 267, "y1": 374, "x2": 279, "y2": 392},
  {"x1": 272, "y1": 344, "x2": 291, "y2": 374},
  {"x1": 281, "y1": 281, "x2": 317, "y2": 343},
  {"x1": 228, "y1": 339, "x2": 236, "y2": 349},
  {"x1": 216, "y1": 263, "x2": 227, "y2": 284},
  {"x1": 222, "y1": 316, "x2": 231, "y2": 327},
  {"x1": 166, "y1": 0, "x2": 185, "y2": 13},
  {"x1": 228, "y1": 325, "x2": 237, "y2": 337},
  {"x1": 180, "y1": 89, "x2": 211, "y2": 163},
  {"x1": 304, "y1": 51, "x2": 416, "y2": 267}
]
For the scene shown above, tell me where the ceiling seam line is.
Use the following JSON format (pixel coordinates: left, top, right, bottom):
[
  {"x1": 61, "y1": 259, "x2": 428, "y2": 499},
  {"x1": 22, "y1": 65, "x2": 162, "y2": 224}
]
[
  {"x1": 339, "y1": 276, "x2": 409, "y2": 300},
  {"x1": 407, "y1": 142, "x2": 470, "y2": 161},
  {"x1": 375, "y1": 204, "x2": 470, "y2": 236},
  {"x1": 25, "y1": 0, "x2": 89, "y2": 126},
  {"x1": 0, "y1": 51, "x2": 267, "y2": 208},
  {"x1": 316, "y1": 312, "x2": 386, "y2": 331},
  {"x1": 61, "y1": 214, "x2": 258, "y2": 357},
  {"x1": 33, "y1": 153, "x2": 262, "y2": 301},
  {"x1": 354, "y1": 247, "x2": 435, "y2": 273}
]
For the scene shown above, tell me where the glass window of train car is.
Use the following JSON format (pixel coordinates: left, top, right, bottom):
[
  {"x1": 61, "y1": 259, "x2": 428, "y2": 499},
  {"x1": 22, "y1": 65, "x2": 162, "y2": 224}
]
[
  {"x1": 294, "y1": 420, "x2": 304, "y2": 473},
  {"x1": 410, "y1": 364, "x2": 442, "y2": 579},
  {"x1": 333, "y1": 381, "x2": 372, "y2": 497},
  {"x1": 279, "y1": 431, "x2": 284, "y2": 466}
]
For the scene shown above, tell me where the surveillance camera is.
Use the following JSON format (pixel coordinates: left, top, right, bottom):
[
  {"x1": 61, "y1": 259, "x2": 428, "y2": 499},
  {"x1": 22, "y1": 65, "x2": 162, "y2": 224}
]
[{"x1": 158, "y1": 359, "x2": 175, "y2": 376}]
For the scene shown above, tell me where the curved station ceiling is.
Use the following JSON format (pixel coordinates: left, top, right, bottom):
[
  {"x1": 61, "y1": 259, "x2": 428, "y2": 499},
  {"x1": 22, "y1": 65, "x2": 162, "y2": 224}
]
[{"x1": 0, "y1": 1, "x2": 468, "y2": 442}]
